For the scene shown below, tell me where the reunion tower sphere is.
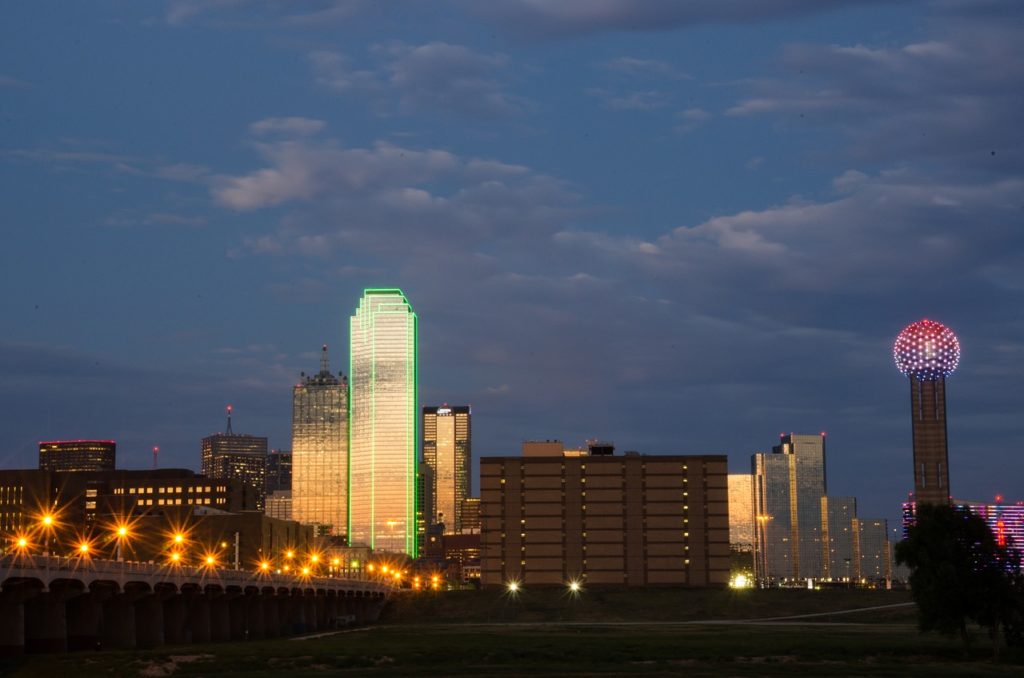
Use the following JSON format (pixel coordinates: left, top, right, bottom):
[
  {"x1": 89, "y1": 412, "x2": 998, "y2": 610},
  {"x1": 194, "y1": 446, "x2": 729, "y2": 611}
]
[{"x1": 894, "y1": 318, "x2": 960, "y2": 381}]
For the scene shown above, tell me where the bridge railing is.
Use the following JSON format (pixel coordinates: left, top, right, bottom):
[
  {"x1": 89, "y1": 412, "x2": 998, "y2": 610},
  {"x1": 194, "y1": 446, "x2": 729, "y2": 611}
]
[{"x1": 0, "y1": 554, "x2": 394, "y2": 593}]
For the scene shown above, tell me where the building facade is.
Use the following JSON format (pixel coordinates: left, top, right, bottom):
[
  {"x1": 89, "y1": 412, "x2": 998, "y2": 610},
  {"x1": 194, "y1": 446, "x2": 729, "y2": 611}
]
[
  {"x1": 422, "y1": 405, "x2": 471, "y2": 534},
  {"x1": 291, "y1": 345, "x2": 348, "y2": 536},
  {"x1": 265, "y1": 449, "x2": 292, "y2": 495},
  {"x1": 821, "y1": 495, "x2": 857, "y2": 581},
  {"x1": 38, "y1": 440, "x2": 116, "y2": 472},
  {"x1": 752, "y1": 433, "x2": 827, "y2": 583},
  {"x1": 201, "y1": 409, "x2": 268, "y2": 511},
  {"x1": 852, "y1": 517, "x2": 891, "y2": 581},
  {"x1": 727, "y1": 474, "x2": 753, "y2": 552},
  {"x1": 348, "y1": 289, "x2": 418, "y2": 556},
  {"x1": 480, "y1": 450, "x2": 729, "y2": 587}
]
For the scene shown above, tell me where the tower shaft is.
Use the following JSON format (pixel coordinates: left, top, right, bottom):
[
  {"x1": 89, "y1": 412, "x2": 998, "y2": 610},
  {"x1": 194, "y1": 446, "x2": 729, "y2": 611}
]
[{"x1": 909, "y1": 376, "x2": 950, "y2": 504}]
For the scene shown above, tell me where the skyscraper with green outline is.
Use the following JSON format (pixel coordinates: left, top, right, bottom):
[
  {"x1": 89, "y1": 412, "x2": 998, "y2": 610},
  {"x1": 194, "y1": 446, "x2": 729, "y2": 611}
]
[{"x1": 348, "y1": 289, "x2": 418, "y2": 556}]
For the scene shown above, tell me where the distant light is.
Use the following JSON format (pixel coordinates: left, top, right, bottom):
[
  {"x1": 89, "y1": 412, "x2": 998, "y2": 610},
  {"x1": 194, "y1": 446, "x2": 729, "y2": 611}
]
[
  {"x1": 285, "y1": 550, "x2": 294, "y2": 559},
  {"x1": 17, "y1": 537, "x2": 28, "y2": 548},
  {"x1": 171, "y1": 552, "x2": 181, "y2": 563},
  {"x1": 220, "y1": 541, "x2": 228, "y2": 548},
  {"x1": 78, "y1": 542, "x2": 90, "y2": 554},
  {"x1": 730, "y1": 574, "x2": 752, "y2": 589},
  {"x1": 206, "y1": 555, "x2": 216, "y2": 566},
  {"x1": 174, "y1": 533, "x2": 185, "y2": 543},
  {"x1": 311, "y1": 554, "x2": 319, "y2": 563},
  {"x1": 302, "y1": 567, "x2": 310, "y2": 576},
  {"x1": 507, "y1": 581, "x2": 519, "y2": 593},
  {"x1": 117, "y1": 526, "x2": 128, "y2": 537},
  {"x1": 260, "y1": 561, "x2": 270, "y2": 571},
  {"x1": 568, "y1": 580, "x2": 581, "y2": 593}
]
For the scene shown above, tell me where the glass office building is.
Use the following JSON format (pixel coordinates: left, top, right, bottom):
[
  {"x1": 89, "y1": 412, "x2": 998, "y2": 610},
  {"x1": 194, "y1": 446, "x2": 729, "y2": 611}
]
[
  {"x1": 348, "y1": 289, "x2": 418, "y2": 556},
  {"x1": 821, "y1": 495, "x2": 857, "y2": 580},
  {"x1": 423, "y1": 405, "x2": 471, "y2": 534},
  {"x1": 291, "y1": 345, "x2": 348, "y2": 536},
  {"x1": 752, "y1": 433, "x2": 827, "y2": 583},
  {"x1": 38, "y1": 440, "x2": 116, "y2": 472}
]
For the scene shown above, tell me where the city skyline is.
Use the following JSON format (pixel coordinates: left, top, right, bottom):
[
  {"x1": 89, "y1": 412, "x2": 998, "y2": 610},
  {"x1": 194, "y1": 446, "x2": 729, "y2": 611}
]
[{"x1": 3, "y1": 1, "x2": 1024, "y2": 535}]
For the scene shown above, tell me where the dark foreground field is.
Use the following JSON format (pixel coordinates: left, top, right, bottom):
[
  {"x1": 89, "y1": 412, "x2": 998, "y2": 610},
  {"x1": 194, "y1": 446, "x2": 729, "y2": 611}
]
[{"x1": 4, "y1": 588, "x2": 1022, "y2": 676}]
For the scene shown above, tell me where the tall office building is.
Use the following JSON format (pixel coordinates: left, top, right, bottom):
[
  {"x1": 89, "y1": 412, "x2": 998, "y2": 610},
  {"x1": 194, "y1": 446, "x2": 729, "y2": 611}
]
[
  {"x1": 894, "y1": 319, "x2": 960, "y2": 505},
  {"x1": 348, "y1": 289, "x2": 418, "y2": 556},
  {"x1": 821, "y1": 495, "x2": 857, "y2": 581},
  {"x1": 291, "y1": 346, "x2": 348, "y2": 536},
  {"x1": 752, "y1": 433, "x2": 827, "y2": 583},
  {"x1": 265, "y1": 449, "x2": 292, "y2": 495},
  {"x1": 201, "y1": 406, "x2": 268, "y2": 511},
  {"x1": 423, "y1": 405, "x2": 471, "y2": 534},
  {"x1": 38, "y1": 440, "x2": 116, "y2": 472},
  {"x1": 727, "y1": 474, "x2": 754, "y2": 552},
  {"x1": 852, "y1": 517, "x2": 891, "y2": 581}
]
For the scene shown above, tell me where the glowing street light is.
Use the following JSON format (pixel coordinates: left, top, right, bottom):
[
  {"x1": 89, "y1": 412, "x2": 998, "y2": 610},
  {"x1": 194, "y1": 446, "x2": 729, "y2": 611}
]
[
  {"x1": 169, "y1": 552, "x2": 182, "y2": 565},
  {"x1": 77, "y1": 542, "x2": 91, "y2": 556},
  {"x1": 507, "y1": 581, "x2": 520, "y2": 594},
  {"x1": 260, "y1": 561, "x2": 271, "y2": 572},
  {"x1": 567, "y1": 580, "x2": 582, "y2": 595}
]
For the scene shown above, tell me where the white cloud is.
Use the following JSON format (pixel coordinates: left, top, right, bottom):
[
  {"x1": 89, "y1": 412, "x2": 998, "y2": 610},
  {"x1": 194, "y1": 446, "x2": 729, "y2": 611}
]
[{"x1": 249, "y1": 117, "x2": 326, "y2": 137}]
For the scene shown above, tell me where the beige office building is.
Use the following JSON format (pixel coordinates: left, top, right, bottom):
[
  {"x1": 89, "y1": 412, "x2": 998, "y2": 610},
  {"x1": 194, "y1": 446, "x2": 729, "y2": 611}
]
[
  {"x1": 291, "y1": 345, "x2": 348, "y2": 536},
  {"x1": 481, "y1": 449, "x2": 729, "y2": 587},
  {"x1": 423, "y1": 405, "x2": 471, "y2": 534},
  {"x1": 727, "y1": 473, "x2": 754, "y2": 551}
]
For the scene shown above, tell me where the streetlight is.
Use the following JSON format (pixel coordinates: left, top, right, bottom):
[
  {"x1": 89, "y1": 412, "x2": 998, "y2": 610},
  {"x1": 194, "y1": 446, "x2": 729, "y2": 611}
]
[{"x1": 113, "y1": 524, "x2": 130, "y2": 562}]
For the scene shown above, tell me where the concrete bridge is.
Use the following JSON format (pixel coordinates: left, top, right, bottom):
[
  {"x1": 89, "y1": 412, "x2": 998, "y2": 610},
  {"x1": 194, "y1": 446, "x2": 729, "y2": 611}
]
[{"x1": 0, "y1": 555, "x2": 392, "y2": 655}]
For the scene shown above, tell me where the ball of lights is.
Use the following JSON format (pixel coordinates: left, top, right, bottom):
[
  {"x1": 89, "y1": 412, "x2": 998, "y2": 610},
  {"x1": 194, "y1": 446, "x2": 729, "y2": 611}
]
[{"x1": 894, "y1": 318, "x2": 960, "y2": 381}]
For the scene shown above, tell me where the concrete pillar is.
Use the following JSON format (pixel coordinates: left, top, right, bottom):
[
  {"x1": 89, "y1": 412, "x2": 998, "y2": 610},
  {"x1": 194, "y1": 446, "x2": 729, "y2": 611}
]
[
  {"x1": 0, "y1": 595, "x2": 26, "y2": 657},
  {"x1": 101, "y1": 593, "x2": 137, "y2": 650},
  {"x1": 245, "y1": 595, "x2": 265, "y2": 640},
  {"x1": 261, "y1": 595, "x2": 280, "y2": 638},
  {"x1": 208, "y1": 594, "x2": 230, "y2": 643},
  {"x1": 287, "y1": 592, "x2": 307, "y2": 635},
  {"x1": 227, "y1": 596, "x2": 247, "y2": 641},
  {"x1": 314, "y1": 594, "x2": 327, "y2": 630},
  {"x1": 67, "y1": 593, "x2": 105, "y2": 651},
  {"x1": 134, "y1": 594, "x2": 165, "y2": 649},
  {"x1": 24, "y1": 591, "x2": 69, "y2": 653},
  {"x1": 185, "y1": 594, "x2": 210, "y2": 644},
  {"x1": 162, "y1": 595, "x2": 188, "y2": 646},
  {"x1": 324, "y1": 594, "x2": 338, "y2": 629},
  {"x1": 303, "y1": 594, "x2": 319, "y2": 633}
]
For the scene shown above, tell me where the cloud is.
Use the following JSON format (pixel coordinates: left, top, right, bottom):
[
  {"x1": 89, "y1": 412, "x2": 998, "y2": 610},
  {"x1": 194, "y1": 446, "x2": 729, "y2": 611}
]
[
  {"x1": 673, "y1": 107, "x2": 711, "y2": 134},
  {"x1": 0, "y1": 75, "x2": 29, "y2": 89},
  {"x1": 309, "y1": 42, "x2": 527, "y2": 118},
  {"x1": 589, "y1": 88, "x2": 668, "y2": 111},
  {"x1": 468, "y1": 0, "x2": 897, "y2": 38},
  {"x1": 601, "y1": 57, "x2": 690, "y2": 80},
  {"x1": 249, "y1": 117, "x2": 326, "y2": 137},
  {"x1": 164, "y1": 0, "x2": 365, "y2": 26},
  {"x1": 727, "y1": 12, "x2": 1024, "y2": 171}
]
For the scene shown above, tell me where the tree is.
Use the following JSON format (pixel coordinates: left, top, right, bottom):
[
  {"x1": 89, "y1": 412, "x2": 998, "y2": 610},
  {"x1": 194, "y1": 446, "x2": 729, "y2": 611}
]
[{"x1": 895, "y1": 503, "x2": 1018, "y2": 657}]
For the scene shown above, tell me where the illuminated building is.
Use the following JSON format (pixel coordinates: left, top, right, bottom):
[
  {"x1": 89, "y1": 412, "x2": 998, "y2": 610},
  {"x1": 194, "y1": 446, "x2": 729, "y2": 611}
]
[
  {"x1": 291, "y1": 345, "x2": 348, "y2": 536},
  {"x1": 481, "y1": 449, "x2": 729, "y2": 587},
  {"x1": 752, "y1": 433, "x2": 827, "y2": 583},
  {"x1": 201, "y1": 406, "x2": 268, "y2": 511},
  {"x1": 265, "y1": 449, "x2": 292, "y2": 495},
  {"x1": 422, "y1": 405, "x2": 471, "y2": 533},
  {"x1": 727, "y1": 474, "x2": 754, "y2": 552},
  {"x1": 0, "y1": 468, "x2": 255, "y2": 538},
  {"x1": 903, "y1": 497, "x2": 1024, "y2": 564},
  {"x1": 852, "y1": 517, "x2": 891, "y2": 581},
  {"x1": 348, "y1": 289, "x2": 418, "y2": 556},
  {"x1": 894, "y1": 319, "x2": 960, "y2": 505},
  {"x1": 821, "y1": 496, "x2": 857, "y2": 580},
  {"x1": 38, "y1": 440, "x2": 116, "y2": 472},
  {"x1": 266, "y1": 489, "x2": 292, "y2": 521},
  {"x1": 460, "y1": 497, "x2": 481, "y2": 534}
]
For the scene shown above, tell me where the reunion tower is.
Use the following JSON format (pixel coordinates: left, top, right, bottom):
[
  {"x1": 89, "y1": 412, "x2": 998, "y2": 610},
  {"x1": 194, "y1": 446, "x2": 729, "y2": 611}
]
[{"x1": 894, "y1": 319, "x2": 960, "y2": 505}]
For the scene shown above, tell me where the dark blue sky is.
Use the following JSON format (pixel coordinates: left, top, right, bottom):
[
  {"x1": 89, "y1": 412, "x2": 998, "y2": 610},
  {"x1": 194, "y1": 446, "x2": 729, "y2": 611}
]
[{"x1": 3, "y1": 1, "x2": 1023, "y2": 529}]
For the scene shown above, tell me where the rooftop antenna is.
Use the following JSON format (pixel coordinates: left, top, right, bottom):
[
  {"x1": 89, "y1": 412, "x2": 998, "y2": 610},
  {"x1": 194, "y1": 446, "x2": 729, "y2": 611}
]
[
  {"x1": 226, "y1": 404, "x2": 234, "y2": 435},
  {"x1": 152, "y1": 445, "x2": 159, "y2": 469},
  {"x1": 320, "y1": 344, "x2": 329, "y2": 374}
]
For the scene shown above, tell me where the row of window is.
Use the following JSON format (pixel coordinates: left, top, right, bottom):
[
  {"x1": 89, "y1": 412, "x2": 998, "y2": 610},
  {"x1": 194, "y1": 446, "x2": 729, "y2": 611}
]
[
  {"x1": 134, "y1": 497, "x2": 225, "y2": 506},
  {"x1": 112, "y1": 485, "x2": 225, "y2": 495}
]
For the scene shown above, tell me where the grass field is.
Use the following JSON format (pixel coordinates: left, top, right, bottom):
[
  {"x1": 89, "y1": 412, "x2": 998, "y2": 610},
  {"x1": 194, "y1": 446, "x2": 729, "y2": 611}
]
[{"x1": 4, "y1": 587, "x2": 1022, "y2": 676}]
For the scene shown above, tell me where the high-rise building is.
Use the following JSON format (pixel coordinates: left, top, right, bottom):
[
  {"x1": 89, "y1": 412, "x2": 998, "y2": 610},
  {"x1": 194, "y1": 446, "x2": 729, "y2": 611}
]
[
  {"x1": 423, "y1": 405, "x2": 471, "y2": 534},
  {"x1": 265, "y1": 449, "x2": 292, "y2": 495},
  {"x1": 853, "y1": 517, "x2": 891, "y2": 581},
  {"x1": 348, "y1": 289, "x2": 418, "y2": 556},
  {"x1": 752, "y1": 433, "x2": 827, "y2": 583},
  {"x1": 38, "y1": 440, "x2": 116, "y2": 472},
  {"x1": 481, "y1": 449, "x2": 729, "y2": 587},
  {"x1": 201, "y1": 406, "x2": 268, "y2": 511},
  {"x1": 821, "y1": 495, "x2": 857, "y2": 581},
  {"x1": 894, "y1": 319, "x2": 960, "y2": 506},
  {"x1": 727, "y1": 474, "x2": 753, "y2": 552},
  {"x1": 291, "y1": 345, "x2": 348, "y2": 536},
  {"x1": 460, "y1": 497, "x2": 481, "y2": 534}
]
